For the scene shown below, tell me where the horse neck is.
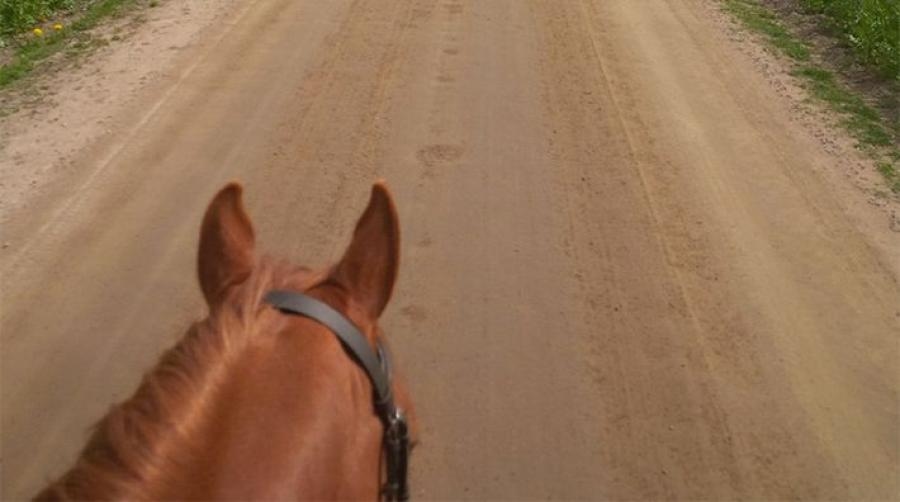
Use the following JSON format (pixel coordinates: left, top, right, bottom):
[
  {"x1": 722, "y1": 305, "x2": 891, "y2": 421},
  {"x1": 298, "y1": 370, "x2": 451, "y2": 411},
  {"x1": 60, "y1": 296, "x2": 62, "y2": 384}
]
[{"x1": 38, "y1": 289, "x2": 384, "y2": 501}]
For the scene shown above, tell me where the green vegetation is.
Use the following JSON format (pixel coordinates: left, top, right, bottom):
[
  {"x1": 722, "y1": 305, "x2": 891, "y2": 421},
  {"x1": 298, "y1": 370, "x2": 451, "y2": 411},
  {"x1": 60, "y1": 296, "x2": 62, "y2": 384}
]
[
  {"x1": 1, "y1": 0, "x2": 74, "y2": 37},
  {"x1": 725, "y1": 0, "x2": 900, "y2": 193},
  {"x1": 0, "y1": 0, "x2": 136, "y2": 88},
  {"x1": 1, "y1": 30, "x2": 64, "y2": 86},
  {"x1": 724, "y1": 0, "x2": 810, "y2": 60},
  {"x1": 793, "y1": 66, "x2": 892, "y2": 146},
  {"x1": 801, "y1": 0, "x2": 899, "y2": 79}
]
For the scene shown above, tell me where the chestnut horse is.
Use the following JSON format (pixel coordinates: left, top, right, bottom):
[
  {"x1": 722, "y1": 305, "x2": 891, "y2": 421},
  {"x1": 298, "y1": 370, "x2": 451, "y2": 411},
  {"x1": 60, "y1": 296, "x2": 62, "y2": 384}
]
[{"x1": 36, "y1": 182, "x2": 415, "y2": 500}]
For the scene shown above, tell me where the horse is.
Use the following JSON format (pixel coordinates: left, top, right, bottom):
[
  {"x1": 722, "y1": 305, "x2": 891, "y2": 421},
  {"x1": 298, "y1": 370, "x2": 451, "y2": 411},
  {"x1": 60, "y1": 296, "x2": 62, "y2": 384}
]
[{"x1": 35, "y1": 182, "x2": 416, "y2": 500}]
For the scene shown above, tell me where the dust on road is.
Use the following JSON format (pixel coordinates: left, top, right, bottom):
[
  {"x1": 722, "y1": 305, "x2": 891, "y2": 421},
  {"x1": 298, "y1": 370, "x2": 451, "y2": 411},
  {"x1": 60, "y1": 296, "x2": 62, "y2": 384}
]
[{"x1": 2, "y1": 0, "x2": 898, "y2": 500}]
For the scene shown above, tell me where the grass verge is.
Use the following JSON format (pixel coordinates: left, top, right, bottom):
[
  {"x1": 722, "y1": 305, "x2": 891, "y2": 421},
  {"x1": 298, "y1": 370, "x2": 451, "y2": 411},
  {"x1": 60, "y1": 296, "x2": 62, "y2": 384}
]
[
  {"x1": 723, "y1": 0, "x2": 900, "y2": 193},
  {"x1": 0, "y1": 0, "x2": 138, "y2": 88}
]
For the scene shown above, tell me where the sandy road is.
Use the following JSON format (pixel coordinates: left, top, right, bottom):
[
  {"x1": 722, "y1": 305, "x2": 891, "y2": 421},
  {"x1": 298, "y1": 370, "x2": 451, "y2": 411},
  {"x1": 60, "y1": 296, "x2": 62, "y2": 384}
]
[{"x1": 2, "y1": 0, "x2": 899, "y2": 499}]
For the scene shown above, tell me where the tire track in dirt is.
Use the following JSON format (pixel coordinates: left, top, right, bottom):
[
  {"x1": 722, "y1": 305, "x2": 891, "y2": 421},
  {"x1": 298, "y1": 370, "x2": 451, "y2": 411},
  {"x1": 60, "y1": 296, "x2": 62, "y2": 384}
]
[{"x1": 528, "y1": 3, "x2": 755, "y2": 498}]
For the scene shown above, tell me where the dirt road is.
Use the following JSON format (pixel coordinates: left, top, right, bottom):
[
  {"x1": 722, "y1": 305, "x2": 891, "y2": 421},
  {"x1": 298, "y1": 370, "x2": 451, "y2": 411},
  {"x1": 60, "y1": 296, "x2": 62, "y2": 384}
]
[{"x1": 2, "y1": 0, "x2": 898, "y2": 499}]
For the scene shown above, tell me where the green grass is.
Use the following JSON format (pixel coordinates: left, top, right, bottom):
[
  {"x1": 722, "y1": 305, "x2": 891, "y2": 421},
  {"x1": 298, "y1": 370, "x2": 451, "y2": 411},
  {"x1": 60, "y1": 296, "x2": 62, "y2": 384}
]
[
  {"x1": 725, "y1": 0, "x2": 900, "y2": 193},
  {"x1": 793, "y1": 66, "x2": 893, "y2": 146},
  {"x1": 1, "y1": 0, "x2": 74, "y2": 37},
  {"x1": 70, "y1": 0, "x2": 131, "y2": 31},
  {"x1": 0, "y1": 0, "x2": 136, "y2": 88},
  {"x1": 1, "y1": 30, "x2": 65, "y2": 86},
  {"x1": 724, "y1": 0, "x2": 810, "y2": 60}
]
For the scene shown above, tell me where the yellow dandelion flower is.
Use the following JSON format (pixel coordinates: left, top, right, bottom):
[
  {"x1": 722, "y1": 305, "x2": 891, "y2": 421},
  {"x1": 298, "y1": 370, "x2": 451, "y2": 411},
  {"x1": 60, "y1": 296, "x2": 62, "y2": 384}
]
[
  {"x1": 33, "y1": 28, "x2": 44, "y2": 37},
  {"x1": 53, "y1": 23, "x2": 63, "y2": 31}
]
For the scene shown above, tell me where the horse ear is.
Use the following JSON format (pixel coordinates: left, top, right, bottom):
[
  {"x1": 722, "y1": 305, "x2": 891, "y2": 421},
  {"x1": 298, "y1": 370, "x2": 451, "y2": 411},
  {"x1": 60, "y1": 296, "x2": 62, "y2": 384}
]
[
  {"x1": 198, "y1": 183, "x2": 256, "y2": 309},
  {"x1": 333, "y1": 182, "x2": 400, "y2": 320}
]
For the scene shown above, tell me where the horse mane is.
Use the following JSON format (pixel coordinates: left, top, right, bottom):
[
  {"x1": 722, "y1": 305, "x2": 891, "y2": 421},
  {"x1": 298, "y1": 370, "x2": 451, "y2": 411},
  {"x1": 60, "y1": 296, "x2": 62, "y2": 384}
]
[{"x1": 36, "y1": 259, "x2": 326, "y2": 501}]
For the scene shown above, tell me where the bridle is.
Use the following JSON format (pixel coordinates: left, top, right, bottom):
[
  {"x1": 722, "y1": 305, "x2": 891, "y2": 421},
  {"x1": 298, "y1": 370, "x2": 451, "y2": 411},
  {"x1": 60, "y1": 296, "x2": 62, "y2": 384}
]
[{"x1": 264, "y1": 289, "x2": 411, "y2": 501}]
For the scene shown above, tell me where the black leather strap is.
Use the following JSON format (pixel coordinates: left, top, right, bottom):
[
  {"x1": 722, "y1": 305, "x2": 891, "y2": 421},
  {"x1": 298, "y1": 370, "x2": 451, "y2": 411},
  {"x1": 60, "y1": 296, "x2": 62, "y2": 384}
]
[{"x1": 264, "y1": 290, "x2": 394, "y2": 413}]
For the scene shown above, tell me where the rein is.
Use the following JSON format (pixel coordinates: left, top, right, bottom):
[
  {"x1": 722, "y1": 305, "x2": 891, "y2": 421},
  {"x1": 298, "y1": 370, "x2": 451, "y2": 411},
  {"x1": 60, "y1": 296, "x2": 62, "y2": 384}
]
[{"x1": 264, "y1": 290, "x2": 410, "y2": 501}]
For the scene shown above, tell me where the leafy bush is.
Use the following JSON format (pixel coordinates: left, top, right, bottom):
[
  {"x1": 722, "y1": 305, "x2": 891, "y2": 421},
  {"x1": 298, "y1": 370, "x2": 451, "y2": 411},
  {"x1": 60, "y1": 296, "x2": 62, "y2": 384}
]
[
  {"x1": 1, "y1": 0, "x2": 75, "y2": 37},
  {"x1": 801, "y1": 0, "x2": 899, "y2": 79}
]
